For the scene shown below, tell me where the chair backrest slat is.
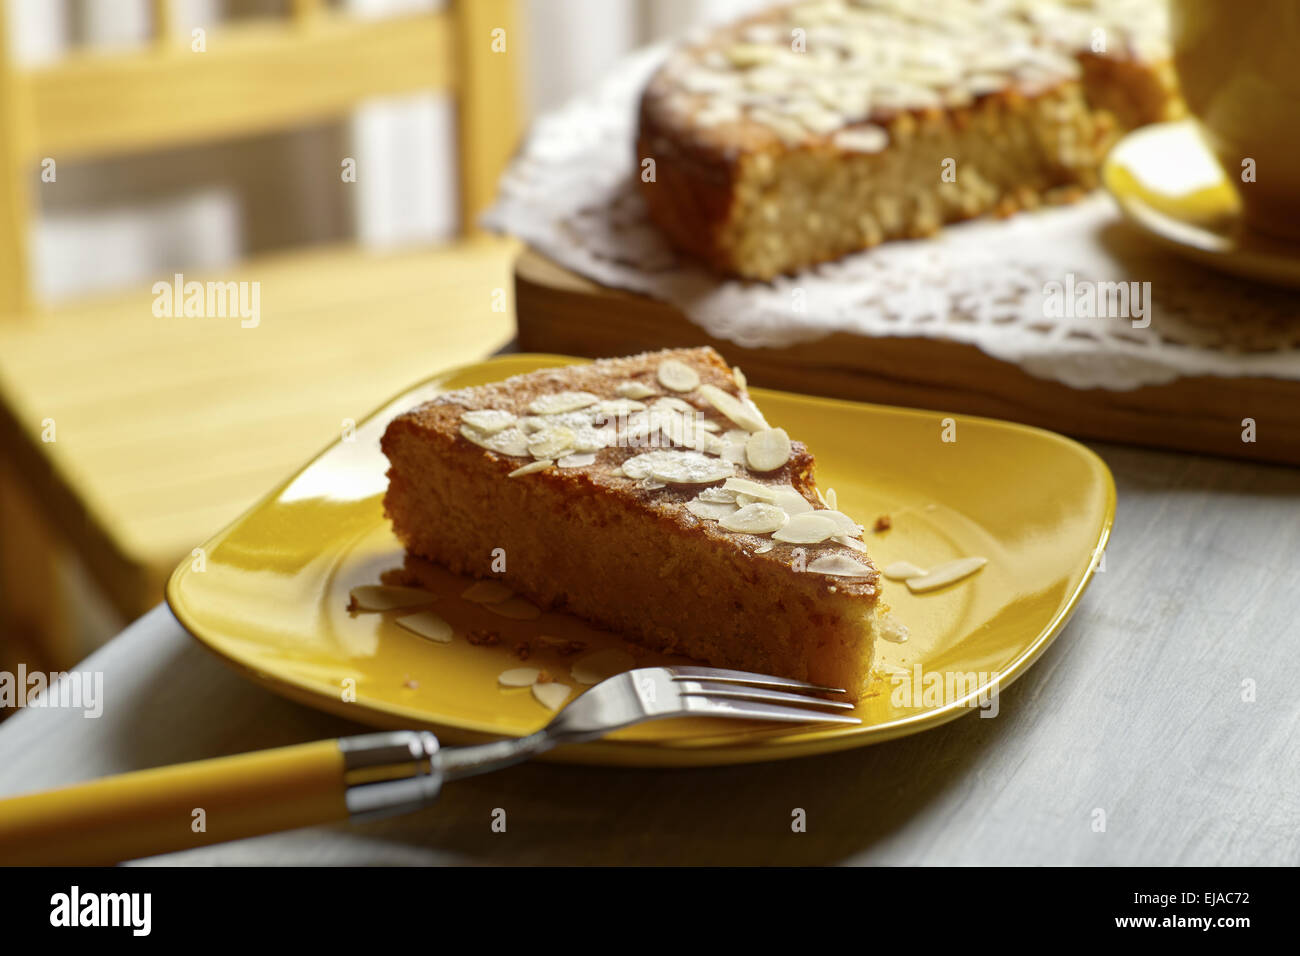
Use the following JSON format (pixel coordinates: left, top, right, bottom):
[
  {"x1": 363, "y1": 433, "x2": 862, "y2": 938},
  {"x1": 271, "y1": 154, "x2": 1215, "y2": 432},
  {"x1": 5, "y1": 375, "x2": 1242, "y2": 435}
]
[{"x1": 0, "y1": 1, "x2": 520, "y2": 315}]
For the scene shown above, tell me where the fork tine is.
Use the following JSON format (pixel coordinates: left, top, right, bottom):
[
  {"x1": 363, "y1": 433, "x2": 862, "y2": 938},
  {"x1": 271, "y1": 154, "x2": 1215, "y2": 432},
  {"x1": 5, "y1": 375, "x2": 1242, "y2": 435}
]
[
  {"x1": 682, "y1": 681, "x2": 855, "y2": 710},
  {"x1": 668, "y1": 665, "x2": 846, "y2": 695},
  {"x1": 692, "y1": 696, "x2": 861, "y2": 725}
]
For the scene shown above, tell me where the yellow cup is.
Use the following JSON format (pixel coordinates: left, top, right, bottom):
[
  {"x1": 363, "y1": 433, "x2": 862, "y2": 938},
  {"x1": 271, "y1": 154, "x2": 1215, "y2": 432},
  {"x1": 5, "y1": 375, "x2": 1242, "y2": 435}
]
[{"x1": 1170, "y1": 0, "x2": 1300, "y2": 240}]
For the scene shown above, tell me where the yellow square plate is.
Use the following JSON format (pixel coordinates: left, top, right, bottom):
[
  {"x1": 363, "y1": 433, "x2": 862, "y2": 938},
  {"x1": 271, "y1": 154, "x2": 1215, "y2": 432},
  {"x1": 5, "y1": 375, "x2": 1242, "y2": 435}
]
[{"x1": 167, "y1": 354, "x2": 1114, "y2": 767}]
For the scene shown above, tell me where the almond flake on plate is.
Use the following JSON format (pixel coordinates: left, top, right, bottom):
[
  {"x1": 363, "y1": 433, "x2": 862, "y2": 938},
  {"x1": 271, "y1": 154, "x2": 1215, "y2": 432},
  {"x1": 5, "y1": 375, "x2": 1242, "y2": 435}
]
[
  {"x1": 698, "y1": 384, "x2": 766, "y2": 432},
  {"x1": 825, "y1": 487, "x2": 838, "y2": 510},
  {"x1": 615, "y1": 381, "x2": 657, "y2": 400},
  {"x1": 882, "y1": 561, "x2": 928, "y2": 581},
  {"x1": 720, "y1": 503, "x2": 788, "y2": 534},
  {"x1": 906, "y1": 557, "x2": 988, "y2": 593},
  {"x1": 532, "y1": 681, "x2": 571, "y2": 711},
  {"x1": 460, "y1": 409, "x2": 516, "y2": 434},
  {"x1": 461, "y1": 580, "x2": 514, "y2": 604},
  {"x1": 732, "y1": 366, "x2": 747, "y2": 389},
  {"x1": 657, "y1": 359, "x2": 701, "y2": 392},
  {"x1": 498, "y1": 667, "x2": 541, "y2": 687},
  {"x1": 348, "y1": 585, "x2": 436, "y2": 611},
  {"x1": 484, "y1": 596, "x2": 543, "y2": 620},
  {"x1": 773, "y1": 513, "x2": 840, "y2": 544},
  {"x1": 508, "y1": 460, "x2": 552, "y2": 478},
  {"x1": 527, "y1": 391, "x2": 600, "y2": 416},
  {"x1": 557, "y1": 452, "x2": 597, "y2": 468},
  {"x1": 395, "y1": 610, "x2": 453, "y2": 643},
  {"x1": 745, "y1": 427, "x2": 791, "y2": 472},
  {"x1": 807, "y1": 554, "x2": 874, "y2": 577},
  {"x1": 571, "y1": 648, "x2": 636, "y2": 685}
]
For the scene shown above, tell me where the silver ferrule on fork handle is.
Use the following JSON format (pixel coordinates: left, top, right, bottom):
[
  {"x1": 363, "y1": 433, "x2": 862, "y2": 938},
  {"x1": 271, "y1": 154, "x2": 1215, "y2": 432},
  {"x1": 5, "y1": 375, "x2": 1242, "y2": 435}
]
[{"x1": 339, "y1": 731, "x2": 442, "y2": 821}]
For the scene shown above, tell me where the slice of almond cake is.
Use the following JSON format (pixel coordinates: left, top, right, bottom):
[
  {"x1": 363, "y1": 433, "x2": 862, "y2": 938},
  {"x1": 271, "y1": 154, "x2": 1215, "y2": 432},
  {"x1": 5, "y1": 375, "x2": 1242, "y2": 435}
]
[{"x1": 380, "y1": 347, "x2": 880, "y2": 698}]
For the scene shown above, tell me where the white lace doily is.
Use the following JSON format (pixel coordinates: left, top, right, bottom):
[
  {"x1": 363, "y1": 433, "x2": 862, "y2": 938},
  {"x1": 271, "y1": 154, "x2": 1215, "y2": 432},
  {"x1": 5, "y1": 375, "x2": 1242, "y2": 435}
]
[{"x1": 484, "y1": 46, "x2": 1300, "y2": 391}]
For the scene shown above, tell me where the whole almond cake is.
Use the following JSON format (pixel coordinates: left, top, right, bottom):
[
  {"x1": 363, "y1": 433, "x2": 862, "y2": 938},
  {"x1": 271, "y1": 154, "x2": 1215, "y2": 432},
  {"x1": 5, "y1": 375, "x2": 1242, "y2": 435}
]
[
  {"x1": 381, "y1": 348, "x2": 881, "y2": 697},
  {"x1": 637, "y1": 0, "x2": 1181, "y2": 278}
]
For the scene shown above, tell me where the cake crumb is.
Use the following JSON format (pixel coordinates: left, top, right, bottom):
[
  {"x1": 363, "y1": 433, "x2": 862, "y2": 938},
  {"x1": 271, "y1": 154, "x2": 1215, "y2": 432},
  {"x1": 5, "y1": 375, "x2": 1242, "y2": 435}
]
[
  {"x1": 513, "y1": 641, "x2": 532, "y2": 660},
  {"x1": 402, "y1": 677, "x2": 420, "y2": 690},
  {"x1": 467, "y1": 629, "x2": 501, "y2": 647},
  {"x1": 536, "y1": 669, "x2": 553, "y2": 683},
  {"x1": 873, "y1": 514, "x2": 892, "y2": 532}
]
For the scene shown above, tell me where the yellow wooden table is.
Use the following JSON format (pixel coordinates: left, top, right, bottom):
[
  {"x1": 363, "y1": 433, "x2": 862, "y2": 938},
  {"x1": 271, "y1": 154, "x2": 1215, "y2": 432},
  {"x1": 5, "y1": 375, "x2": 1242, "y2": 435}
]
[{"x1": 0, "y1": 236, "x2": 519, "y2": 669}]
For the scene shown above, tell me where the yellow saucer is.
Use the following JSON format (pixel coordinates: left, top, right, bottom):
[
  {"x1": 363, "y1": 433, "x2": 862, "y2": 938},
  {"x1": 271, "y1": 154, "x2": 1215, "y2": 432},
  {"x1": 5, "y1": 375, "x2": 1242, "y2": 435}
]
[
  {"x1": 1103, "y1": 119, "x2": 1300, "y2": 288},
  {"x1": 167, "y1": 354, "x2": 1114, "y2": 767}
]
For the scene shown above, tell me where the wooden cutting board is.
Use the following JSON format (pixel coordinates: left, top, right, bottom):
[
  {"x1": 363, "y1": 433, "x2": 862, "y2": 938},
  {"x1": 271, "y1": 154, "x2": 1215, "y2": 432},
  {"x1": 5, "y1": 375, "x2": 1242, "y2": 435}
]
[{"x1": 514, "y1": 247, "x2": 1300, "y2": 467}]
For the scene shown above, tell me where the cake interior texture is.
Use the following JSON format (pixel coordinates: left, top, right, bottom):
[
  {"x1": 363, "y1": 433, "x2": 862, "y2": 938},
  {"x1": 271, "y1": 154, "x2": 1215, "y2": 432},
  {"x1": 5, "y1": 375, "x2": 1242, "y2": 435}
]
[{"x1": 381, "y1": 348, "x2": 879, "y2": 696}]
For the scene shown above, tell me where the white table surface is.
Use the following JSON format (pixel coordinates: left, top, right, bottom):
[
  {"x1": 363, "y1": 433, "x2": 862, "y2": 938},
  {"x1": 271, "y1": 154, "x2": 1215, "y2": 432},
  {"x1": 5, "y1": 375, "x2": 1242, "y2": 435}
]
[{"x1": 1, "y1": 441, "x2": 1297, "y2": 866}]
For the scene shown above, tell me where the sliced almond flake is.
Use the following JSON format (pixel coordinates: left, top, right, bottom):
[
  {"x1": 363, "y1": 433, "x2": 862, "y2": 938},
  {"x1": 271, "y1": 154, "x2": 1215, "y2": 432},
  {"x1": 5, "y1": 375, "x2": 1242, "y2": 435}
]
[
  {"x1": 615, "y1": 381, "x2": 657, "y2": 400},
  {"x1": 484, "y1": 596, "x2": 543, "y2": 620},
  {"x1": 699, "y1": 384, "x2": 766, "y2": 433},
  {"x1": 508, "y1": 459, "x2": 552, "y2": 478},
  {"x1": 723, "y1": 477, "x2": 776, "y2": 500},
  {"x1": 753, "y1": 543, "x2": 774, "y2": 554},
  {"x1": 395, "y1": 610, "x2": 453, "y2": 644},
  {"x1": 527, "y1": 424, "x2": 575, "y2": 460},
  {"x1": 532, "y1": 681, "x2": 571, "y2": 711},
  {"x1": 814, "y1": 487, "x2": 828, "y2": 507},
  {"x1": 349, "y1": 585, "x2": 436, "y2": 611},
  {"x1": 461, "y1": 424, "x2": 529, "y2": 457},
  {"x1": 461, "y1": 580, "x2": 514, "y2": 604},
  {"x1": 720, "y1": 503, "x2": 788, "y2": 534},
  {"x1": 639, "y1": 478, "x2": 666, "y2": 491},
  {"x1": 878, "y1": 613, "x2": 910, "y2": 644},
  {"x1": 720, "y1": 442, "x2": 748, "y2": 465},
  {"x1": 771, "y1": 488, "x2": 813, "y2": 515},
  {"x1": 807, "y1": 554, "x2": 874, "y2": 578},
  {"x1": 527, "y1": 391, "x2": 600, "y2": 416},
  {"x1": 569, "y1": 425, "x2": 609, "y2": 453},
  {"x1": 816, "y1": 510, "x2": 864, "y2": 535},
  {"x1": 882, "y1": 561, "x2": 928, "y2": 581},
  {"x1": 460, "y1": 409, "x2": 516, "y2": 434},
  {"x1": 557, "y1": 452, "x2": 597, "y2": 468},
  {"x1": 773, "y1": 513, "x2": 840, "y2": 544},
  {"x1": 696, "y1": 486, "x2": 738, "y2": 504},
  {"x1": 833, "y1": 124, "x2": 890, "y2": 154},
  {"x1": 652, "y1": 455, "x2": 734, "y2": 485},
  {"x1": 651, "y1": 396, "x2": 697, "y2": 415},
  {"x1": 657, "y1": 359, "x2": 701, "y2": 393},
  {"x1": 623, "y1": 449, "x2": 731, "y2": 485},
  {"x1": 571, "y1": 648, "x2": 636, "y2": 685},
  {"x1": 498, "y1": 667, "x2": 541, "y2": 688},
  {"x1": 833, "y1": 534, "x2": 869, "y2": 553},
  {"x1": 696, "y1": 419, "x2": 721, "y2": 432},
  {"x1": 732, "y1": 366, "x2": 747, "y2": 389},
  {"x1": 745, "y1": 427, "x2": 792, "y2": 472},
  {"x1": 825, "y1": 488, "x2": 838, "y2": 511},
  {"x1": 721, "y1": 429, "x2": 749, "y2": 443},
  {"x1": 687, "y1": 498, "x2": 740, "y2": 521},
  {"x1": 594, "y1": 398, "x2": 646, "y2": 417},
  {"x1": 906, "y1": 557, "x2": 988, "y2": 593}
]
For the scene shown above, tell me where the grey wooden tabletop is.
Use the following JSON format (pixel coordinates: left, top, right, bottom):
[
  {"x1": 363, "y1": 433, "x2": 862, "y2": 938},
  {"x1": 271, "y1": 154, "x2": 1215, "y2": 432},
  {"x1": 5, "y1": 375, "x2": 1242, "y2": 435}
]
[{"x1": 1, "y1": 441, "x2": 1296, "y2": 866}]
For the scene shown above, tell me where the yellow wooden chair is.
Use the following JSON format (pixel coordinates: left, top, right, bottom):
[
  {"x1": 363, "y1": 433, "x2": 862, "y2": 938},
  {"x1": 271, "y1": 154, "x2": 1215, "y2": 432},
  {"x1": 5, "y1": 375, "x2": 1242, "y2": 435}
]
[{"x1": 0, "y1": 0, "x2": 522, "y2": 672}]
